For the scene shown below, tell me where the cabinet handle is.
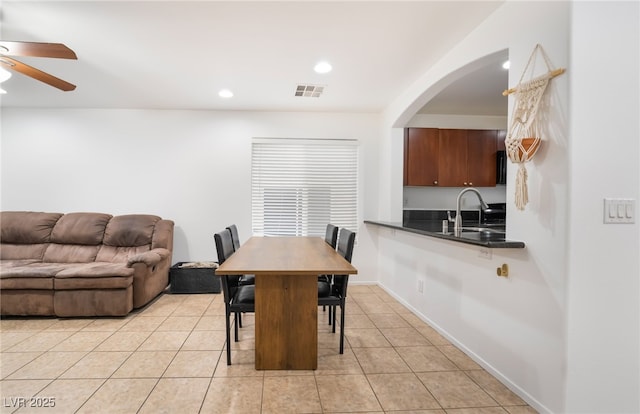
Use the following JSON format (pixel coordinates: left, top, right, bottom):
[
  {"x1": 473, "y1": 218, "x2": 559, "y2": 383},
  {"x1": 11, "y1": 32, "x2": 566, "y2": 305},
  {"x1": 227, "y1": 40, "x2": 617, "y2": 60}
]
[
  {"x1": 463, "y1": 182, "x2": 468, "y2": 186},
  {"x1": 469, "y1": 182, "x2": 473, "y2": 186},
  {"x1": 433, "y1": 180, "x2": 438, "y2": 185}
]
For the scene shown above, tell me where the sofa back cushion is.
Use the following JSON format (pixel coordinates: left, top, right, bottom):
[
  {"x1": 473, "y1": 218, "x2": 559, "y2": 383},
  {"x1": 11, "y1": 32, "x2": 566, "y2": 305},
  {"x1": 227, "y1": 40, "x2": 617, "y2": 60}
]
[
  {"x1": 94, "y1": 215, "x2": 160, "y2": 263},
  {"x1": 50, "y1": 212, "x2": 111, "y2": 245},
  {"x1": 43, "y1": 213, "x2": 112, "y2": 263},
  {"x1": 103, "y1": 215, "x2": 160, "y2": 247},
  {"x1": 1, "y1": 211, "x2": 62, "y2": 244},
  {"x1": 0, "y1": 212, "x2": 63, "y2": 260}
]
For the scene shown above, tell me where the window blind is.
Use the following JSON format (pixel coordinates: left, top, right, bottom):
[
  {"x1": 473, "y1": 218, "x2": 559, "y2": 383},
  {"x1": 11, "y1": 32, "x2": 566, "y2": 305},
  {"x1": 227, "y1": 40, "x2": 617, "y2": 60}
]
[{"x1": 251, "y1": 138, "x2": 358, "y2": 237}]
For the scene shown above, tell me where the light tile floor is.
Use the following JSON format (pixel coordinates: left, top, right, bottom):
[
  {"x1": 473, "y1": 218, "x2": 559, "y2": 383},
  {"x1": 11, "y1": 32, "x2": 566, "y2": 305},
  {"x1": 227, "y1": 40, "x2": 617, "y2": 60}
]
[{"x1": 0, "y1": 285, "x2": 537, "y2": 413}]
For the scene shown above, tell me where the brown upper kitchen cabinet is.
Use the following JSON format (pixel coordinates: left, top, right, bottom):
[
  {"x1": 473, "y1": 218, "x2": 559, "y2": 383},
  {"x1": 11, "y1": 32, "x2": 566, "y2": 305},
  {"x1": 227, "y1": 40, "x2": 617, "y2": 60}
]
[
  {"x1": 437, "y1": 129, "x2": 469, "y2": 186},
  {"x1": 403, "y1": 128, "x2": 498, "y2": 187},
  {"x1": 465, "y1": 129, "x2": 498, "y2": 187},
  {"x1": 404, "y1": 128, "x2": 439, "y2": 186}
]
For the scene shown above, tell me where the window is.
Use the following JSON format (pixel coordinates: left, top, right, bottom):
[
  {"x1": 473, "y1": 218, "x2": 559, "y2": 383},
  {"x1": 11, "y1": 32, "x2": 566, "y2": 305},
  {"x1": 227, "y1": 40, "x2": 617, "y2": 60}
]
[{"x1": 251, "y1": 138, "x2": 358, "y2": 237}]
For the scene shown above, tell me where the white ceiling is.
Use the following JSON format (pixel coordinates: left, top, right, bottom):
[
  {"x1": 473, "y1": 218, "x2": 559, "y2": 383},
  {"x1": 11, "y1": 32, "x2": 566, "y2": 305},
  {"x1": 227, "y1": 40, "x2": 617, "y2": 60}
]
[{"x1": 0, "y1": 1, "x2": 507, "y2": 115}]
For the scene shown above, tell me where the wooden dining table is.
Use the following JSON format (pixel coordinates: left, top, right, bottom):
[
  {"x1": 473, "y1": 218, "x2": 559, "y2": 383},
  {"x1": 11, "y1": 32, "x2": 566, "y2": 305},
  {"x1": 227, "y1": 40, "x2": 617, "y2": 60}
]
[{"x1": 215, "y1": 236, "x2": 357, "y2": 370}]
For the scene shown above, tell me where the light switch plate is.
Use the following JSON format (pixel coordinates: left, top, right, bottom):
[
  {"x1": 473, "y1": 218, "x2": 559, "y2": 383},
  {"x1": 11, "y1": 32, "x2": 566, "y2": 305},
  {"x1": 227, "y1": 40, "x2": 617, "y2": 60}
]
[{"x1": 603, "y1": 198, "x2": 635, "y2": 223}]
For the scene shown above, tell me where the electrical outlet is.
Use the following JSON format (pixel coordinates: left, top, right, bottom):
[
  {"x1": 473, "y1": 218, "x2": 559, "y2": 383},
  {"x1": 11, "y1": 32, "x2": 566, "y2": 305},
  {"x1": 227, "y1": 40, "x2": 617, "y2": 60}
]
[
  {"x1": 417, "y1": 279, "x2": 424, "y2": 293},
  {"x1": 479, "y1": 248, "x2": 492, "y2": 260}
]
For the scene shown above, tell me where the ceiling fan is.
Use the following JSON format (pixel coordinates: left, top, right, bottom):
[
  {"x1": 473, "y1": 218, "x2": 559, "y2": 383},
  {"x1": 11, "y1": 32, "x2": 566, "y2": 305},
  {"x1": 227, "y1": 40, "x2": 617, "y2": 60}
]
[{"x1": 0, "y1": 40, "x2": 77, "y2": 91}]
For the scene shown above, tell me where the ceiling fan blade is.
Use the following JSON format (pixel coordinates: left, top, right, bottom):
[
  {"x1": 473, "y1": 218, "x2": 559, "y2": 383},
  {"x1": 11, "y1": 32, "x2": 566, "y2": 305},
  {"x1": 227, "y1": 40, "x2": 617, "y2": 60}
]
[
  {"x1": 0, "y1": 41, "x2": 77, "y2": 60},
  {"x1": 0, "y1": 57, "x2": 76, "y2": 91}
]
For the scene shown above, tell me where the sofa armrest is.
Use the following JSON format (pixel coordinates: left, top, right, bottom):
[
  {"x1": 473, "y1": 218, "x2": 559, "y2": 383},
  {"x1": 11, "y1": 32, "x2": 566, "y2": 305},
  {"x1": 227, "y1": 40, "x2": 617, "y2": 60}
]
[{"x1": 127, "y1": 248, "x2": 171, "y2": 268}]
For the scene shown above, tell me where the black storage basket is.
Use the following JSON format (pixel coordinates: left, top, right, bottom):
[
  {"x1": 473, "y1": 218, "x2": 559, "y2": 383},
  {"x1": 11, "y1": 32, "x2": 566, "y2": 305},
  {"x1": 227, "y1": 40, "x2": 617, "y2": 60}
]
[{"x1": 169, "y1": 262, "x2": 220, "y2": 294}]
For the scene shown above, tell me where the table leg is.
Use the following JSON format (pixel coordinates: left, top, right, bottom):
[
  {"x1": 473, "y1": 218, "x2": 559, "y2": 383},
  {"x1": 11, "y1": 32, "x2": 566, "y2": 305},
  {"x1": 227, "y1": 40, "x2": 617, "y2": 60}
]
[{"x1": 255, "y1": 274, "x2": 317, "y2": 370}]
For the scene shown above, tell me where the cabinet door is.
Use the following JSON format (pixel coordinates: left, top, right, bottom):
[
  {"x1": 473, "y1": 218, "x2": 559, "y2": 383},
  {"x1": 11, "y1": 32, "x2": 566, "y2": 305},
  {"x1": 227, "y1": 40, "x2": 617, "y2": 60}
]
[
  {"x1": 467, "y1": 129, "x2": 497, "y2": 187},
  {"x1": 404, "y1": 128, "x2": 439, "y2": 186},
  {"x1": 437, "y1": 129, "x2": 468, "y2": 186}
]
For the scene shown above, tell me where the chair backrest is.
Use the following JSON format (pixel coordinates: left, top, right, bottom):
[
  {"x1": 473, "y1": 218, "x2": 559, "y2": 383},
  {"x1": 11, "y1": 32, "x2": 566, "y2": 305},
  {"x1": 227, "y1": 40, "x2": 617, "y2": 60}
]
[
  {"x1": 226, "y1": 224, "x2": 241, "y2": 251},
  {"x1": 324, "y1": 224, "x2": 338, "y2": 249},
  {"x1": 334, "y1": 229, "x2": 356, "y2": 298},
  {"x1": 214, "y1": 230, "x2": 240, "y2": 303},
  {"x1": 336, "y1": 228, "x2": 356, "y2": 263}
]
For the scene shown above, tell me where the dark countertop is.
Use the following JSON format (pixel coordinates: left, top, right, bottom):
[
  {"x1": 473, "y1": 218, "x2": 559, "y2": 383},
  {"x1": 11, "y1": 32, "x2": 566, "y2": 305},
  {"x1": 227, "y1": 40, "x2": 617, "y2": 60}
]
[{"x1": 364, "y1": 219, "x2": 525, "y2": 249}]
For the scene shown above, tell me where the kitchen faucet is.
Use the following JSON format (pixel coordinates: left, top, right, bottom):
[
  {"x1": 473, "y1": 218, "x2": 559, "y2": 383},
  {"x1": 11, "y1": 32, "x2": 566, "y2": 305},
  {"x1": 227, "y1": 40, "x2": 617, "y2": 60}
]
[{"x1": 454, "y1": 187, "x2": 489, "y2": 234}]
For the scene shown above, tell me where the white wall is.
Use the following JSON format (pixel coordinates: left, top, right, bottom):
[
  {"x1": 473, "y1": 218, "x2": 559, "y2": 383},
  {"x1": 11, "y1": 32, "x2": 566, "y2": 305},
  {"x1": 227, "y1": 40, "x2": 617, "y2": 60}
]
[
  {"x1": 372, "y1": 1, "x2": 639, "y2": 413},
  {"x1": 373, "y1": 1, "x2": 571, "y2": 413},
  {"x1": 565, "y1": 2, "x2": 639, "y2": 412},
  {"x1": 0, "y1": 109, "x2": 381, "y2": 283}
]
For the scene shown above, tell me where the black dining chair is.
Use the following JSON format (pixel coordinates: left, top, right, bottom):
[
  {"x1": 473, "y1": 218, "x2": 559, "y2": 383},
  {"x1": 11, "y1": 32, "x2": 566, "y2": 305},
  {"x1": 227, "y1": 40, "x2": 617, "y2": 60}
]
[
  {"x1": 214, "y1": 230, "x2": 255, "y2": 365},
  {"x1": 320, "y1": 224, "x2": 338, "y2": 280},
  {"x1": 226, "y1": 224, "x2": 255, "y2": 286},
  {"x1": 325, "y1": 224, "x2": 339, "y2": 249},
  {"x1": 319, "y1": 224, "x2": 339, "y2": 307},
  {"x1": 318, "y1": 228, "x2": 356, "y2": 354}
]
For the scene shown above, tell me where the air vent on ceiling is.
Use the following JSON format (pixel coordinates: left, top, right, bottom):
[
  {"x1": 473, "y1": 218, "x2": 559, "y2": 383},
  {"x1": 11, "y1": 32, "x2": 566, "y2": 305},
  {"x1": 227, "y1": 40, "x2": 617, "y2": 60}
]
[{"x1": 295, "y1": 84, "x2": 325, "y2": 98}]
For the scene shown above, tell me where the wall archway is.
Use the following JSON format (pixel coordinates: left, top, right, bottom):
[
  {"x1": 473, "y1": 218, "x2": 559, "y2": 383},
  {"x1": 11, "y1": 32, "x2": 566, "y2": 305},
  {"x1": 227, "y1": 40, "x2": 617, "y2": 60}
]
[{"x1": 388, "y1": 48, "x2": 509, "y2": 128}]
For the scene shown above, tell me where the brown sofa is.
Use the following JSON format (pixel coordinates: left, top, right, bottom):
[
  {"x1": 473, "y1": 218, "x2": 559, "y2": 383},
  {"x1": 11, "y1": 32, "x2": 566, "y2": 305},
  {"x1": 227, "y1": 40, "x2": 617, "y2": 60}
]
[{"x1": 0, "y1": 211, "x2": 174, "y2": 317}]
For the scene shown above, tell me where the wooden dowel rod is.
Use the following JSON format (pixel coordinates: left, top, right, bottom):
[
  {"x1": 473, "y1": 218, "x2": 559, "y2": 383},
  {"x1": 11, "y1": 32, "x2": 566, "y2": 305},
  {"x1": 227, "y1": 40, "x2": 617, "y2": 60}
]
[{"x1": 502, "y1": 68, "x2": 566, "y2": 96}]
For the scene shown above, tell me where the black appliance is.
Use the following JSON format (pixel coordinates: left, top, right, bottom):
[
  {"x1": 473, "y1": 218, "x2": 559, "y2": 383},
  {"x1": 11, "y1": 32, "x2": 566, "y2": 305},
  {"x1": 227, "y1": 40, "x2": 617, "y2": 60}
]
[
  {"x1": 482, "y1": 203, "x2": 506, "y2": 226},
  {"x1": 496, "y1": 150, "x2": 507, "y2": 185}
]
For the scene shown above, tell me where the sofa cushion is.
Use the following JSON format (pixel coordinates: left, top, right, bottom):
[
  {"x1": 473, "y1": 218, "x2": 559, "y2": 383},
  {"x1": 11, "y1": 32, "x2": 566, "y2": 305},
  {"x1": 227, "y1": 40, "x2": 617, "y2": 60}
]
[
  {"x1": 0, "y1": 277, "x2": 54, "y2": 290},
  {"x1": 0, "y1": 244, "x2": 49, "y2": 261},
  {"x1": 0, "y1": 262, "x2": 73, "y2": 278},
  {"x1": 55, "y1": 277, "x2": 132, "y2": 290},
  {"x1": 0, "y1": 211, "x2": 62, "y2": 245},
  {"x1": 103, "y1": 215, "x2": 160, "y2": 247},
  {"x1": 96, "y1": 245, "x2": 152, "y2": 263},
  {"x1": 43, "y1": 244, "x2": 100, "y2": 263},
  {"x1": 0, "y1": 259, "x2": 41, "y2": 269},
  {"x1": 0, "y1": 262, "x2": 77, "y2": 290},
  {"x1": 55, "y1": 262, "x2": 134, "y2": 279},
  {"x1": 50, "y1": 212, "x2": 112, "y2": 245}
]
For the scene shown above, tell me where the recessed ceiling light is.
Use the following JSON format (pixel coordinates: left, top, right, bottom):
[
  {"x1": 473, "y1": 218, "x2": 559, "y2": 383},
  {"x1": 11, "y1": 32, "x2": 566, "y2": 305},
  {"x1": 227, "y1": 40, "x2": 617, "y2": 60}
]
[
  {"x1": 314, "y1": 61, "x2": 332, "y2": 74},
  {"x1": 502, "y1": 60, "x2": 510, "y2": 70},
  {"x1": 218, "y1": 89, "x2": 233, "y2": 98}
]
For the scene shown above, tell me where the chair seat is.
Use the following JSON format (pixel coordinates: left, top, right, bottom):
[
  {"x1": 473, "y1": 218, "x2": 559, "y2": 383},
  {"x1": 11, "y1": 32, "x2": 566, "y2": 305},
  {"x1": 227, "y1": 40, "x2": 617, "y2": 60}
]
[{"x1": 234, "y1": 284, "x2": 255, "y2": 304}]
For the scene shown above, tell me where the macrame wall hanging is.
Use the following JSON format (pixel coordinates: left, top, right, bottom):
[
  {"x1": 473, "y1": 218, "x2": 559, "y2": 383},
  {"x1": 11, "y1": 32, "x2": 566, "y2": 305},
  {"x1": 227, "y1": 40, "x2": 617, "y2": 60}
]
[{"x1": 503, "y1": 44, "x2": 565, "y2": 210}]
